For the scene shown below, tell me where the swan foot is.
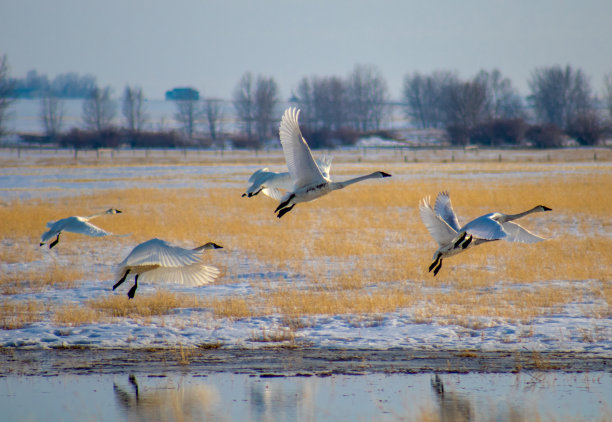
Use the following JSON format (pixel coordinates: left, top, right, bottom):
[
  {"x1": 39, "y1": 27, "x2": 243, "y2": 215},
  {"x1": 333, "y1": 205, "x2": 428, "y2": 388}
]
[
  {"x1": 49, "y1": 234, "x2": 60, "y2": 249},
  {"x1": 277, "y1": 204, "x2": 295, "y2": 218},
  {"x1": 113, "y1": 269, "x2": 130, "y2": 290},
  {"x1": 429, "y1": 254, "x2": 441, "y2": 272},
  {"x1": 275, "y1": 194, "x2": 295, "y2": 213},
  {"x1": 461, "y1": 234, "x2": 473, "y2": 249}
]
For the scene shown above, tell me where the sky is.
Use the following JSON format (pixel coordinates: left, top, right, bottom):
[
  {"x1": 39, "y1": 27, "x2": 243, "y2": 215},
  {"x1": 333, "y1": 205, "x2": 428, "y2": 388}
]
[{"x1": 1, "y1": 0, "x2": 611, "y2": 100}]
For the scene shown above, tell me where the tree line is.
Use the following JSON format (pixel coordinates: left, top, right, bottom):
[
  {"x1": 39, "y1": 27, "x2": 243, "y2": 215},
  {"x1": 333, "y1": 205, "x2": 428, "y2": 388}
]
[{"x1": 1, "y1": 54, "x2": 611, "y2": 149}]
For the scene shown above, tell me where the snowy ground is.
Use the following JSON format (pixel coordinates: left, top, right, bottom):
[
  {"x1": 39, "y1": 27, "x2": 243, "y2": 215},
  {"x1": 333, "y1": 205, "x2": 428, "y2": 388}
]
[{"x1": 1, "y1": 149, "x2": 610, "y2": 356}]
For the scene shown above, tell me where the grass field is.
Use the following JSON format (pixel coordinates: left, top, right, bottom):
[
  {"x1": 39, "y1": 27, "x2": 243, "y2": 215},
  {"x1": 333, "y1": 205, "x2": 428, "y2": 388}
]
[{"x1": 0, "y1": 148, "x2": 610, "y2": 339}]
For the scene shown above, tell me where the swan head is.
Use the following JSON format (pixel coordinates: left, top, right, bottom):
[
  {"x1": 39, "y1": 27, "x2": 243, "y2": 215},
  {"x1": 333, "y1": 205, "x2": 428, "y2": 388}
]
[
  {"x1": 106, "y1": 208, "x2": 122, "y2": 214},
  {"x1": 379, "y1": 172, "x2": 392, "y2": 178},
  {"x1": 537, "y1": 205, "x2": 552, "y2": 212}
]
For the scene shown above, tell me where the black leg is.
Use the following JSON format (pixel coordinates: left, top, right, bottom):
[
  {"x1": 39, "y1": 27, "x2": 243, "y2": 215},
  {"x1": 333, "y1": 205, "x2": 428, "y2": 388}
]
[
  {"x1": 49, "y1": 234, "x2": 60, "y2": 249},
  {"x1": 433, "y1": 259, "x2": 443, "y2": 276},
  {"x1": 127, "y1": 275, "x2": 138, "y2": 299},
  {"x1": 461, "y1": 234, "x2": 473, "y2": 249},
  {"x1": 429, "y1": 255, "x2": 440, "y2": 272},
  {"x1": 274, "y1": 194, "x2": 295, "y2": 213},
  {"x1": 277, "y1": 204, "x2": 295, "y2": 218},
  {"x1": 453, "y1": 232, "x2": 467, "y2": 249},
  {"x1": 113, "y1": 269, "x2": 130, "y2": 290}
]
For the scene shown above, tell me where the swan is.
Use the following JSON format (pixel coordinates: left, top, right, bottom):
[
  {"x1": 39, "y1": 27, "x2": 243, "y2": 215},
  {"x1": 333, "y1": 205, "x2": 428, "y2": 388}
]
[
  {"x1": 274, "y1": 108, "x2": 391, "y2": 218},
  {"x1": 242, "y1": 156, "x2": 332, "y2": 200},
  {"x1": 419, "y1": 192, "x2": 551, "y2": 276},
  {"x1": 40, "y1": 208, "x2": 122, "y2": 249},
  {"x1": 112, "y1": 238, "x2": 223, "y2": 299}
]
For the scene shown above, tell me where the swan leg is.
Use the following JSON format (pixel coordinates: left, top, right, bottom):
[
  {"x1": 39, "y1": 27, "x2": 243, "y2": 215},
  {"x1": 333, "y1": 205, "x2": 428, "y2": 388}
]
[
  {"x1": 453, "y1": 232, "x2": 467, "y2": 249},
  {"x1": 127, "y1": 275, "x2": 138, "y2": 299},
  {"x1": 275, "y1": 194, "x2": 295, "y2": 214},
  {"x1": 432, "y1": 259, "x2": 443, "y2": 276},
  {"x1": 429, "y1": 255, "x2": 441, "y2": 272},
  {"x1": 113, "y1": 269, "x2": 130, "y2": 290},
  {"x1": 49, "y1": 234, "x2": 60, "y2": 249},
  {"x1": 461, "y1": 234, "x2": 473, "y2": 249},
  {"x1": 277, "y1": 204, "x2": 295, "y2": 219}
]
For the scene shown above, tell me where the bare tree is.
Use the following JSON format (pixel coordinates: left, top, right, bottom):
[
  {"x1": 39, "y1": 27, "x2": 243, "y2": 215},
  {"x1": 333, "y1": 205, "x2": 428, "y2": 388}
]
[
  {"x1": 528, "y1": 65, "x2": 592, "y2": 129},
  {"x1": 82, "y1": 86, "x2": 116, "y2": 132},
  {"x1": 604, "y1": 72, "x2": 612, "y2": 118},
  {"x1": 346, "y1": 64, "x2": 388, "y2": 132},
  {"x1": 40, "y1": 90, "x2": 65, "y2": 139},
  {"x1": 203, "y1": 97, "x2": 224, "y2": 141},
  {"x1": 233, "y1": 72, "x2": 255, "y2": 139},
  {"x1": 174, "y1": 99, "x2": 201, "y2": 140},
  {"x1": 474, "y1": 69, "x2": 523, "y2": 119},
  {"x1": 402, "y1": 71, "x2": 457, "y2": 129},
  {"x1": 254, "y1": 76, "x2": 279, "y2": 142},
  {"x1": 444, "y1": 80, "x2": 488, "y2": 129},
  {"x1": 0, "y1": 55, "x2": 15, "y2": 137},
  {"x1": 122, "y1": 86, "x2": 148, "y2": 135}
]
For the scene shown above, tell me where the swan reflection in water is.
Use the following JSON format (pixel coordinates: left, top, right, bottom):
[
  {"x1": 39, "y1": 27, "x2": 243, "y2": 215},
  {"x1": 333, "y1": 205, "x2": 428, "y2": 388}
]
[{"x1": 113, "y1": 374, "x2": 220, "y2": 422}]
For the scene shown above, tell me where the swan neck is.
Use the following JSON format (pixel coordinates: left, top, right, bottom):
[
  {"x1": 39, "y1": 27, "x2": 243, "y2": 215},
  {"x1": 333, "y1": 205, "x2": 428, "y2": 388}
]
[
  {"x1": 501, "y1": 206, "x2": 541, "y2": 222},
  {"x1": 332, "y1": 172, "x2": 380, "y2": 190}
]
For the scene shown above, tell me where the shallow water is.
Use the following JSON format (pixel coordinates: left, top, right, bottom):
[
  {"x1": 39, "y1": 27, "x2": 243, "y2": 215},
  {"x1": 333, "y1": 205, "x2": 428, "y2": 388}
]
[{"x1": 1, "y1": 372, "x2": 609, "y2": 421}]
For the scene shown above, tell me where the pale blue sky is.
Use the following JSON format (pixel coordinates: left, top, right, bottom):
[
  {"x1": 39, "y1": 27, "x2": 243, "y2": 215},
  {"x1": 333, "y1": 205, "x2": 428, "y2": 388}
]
[{"x1": 1, "y1": 0, "x2": 611, "y2": 100}]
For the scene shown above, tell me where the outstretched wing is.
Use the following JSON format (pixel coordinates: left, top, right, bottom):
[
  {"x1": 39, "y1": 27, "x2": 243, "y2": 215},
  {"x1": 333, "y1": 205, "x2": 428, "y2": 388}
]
[
  {"x1": 316, "y1": 155, "x2": 333, "y2": 180},
  {"x1": 61, "y1": 217, "x2": 112, "y2": 237},
  {"x1": 139, "y1": 263, "x2": 220, "y2": 286},
  {"x1": 434, "y1": 192, "x2": 461, "y2": 232},
  {"x1": 419, "y1": 196, "x2": 458, "y2": 246},
  {"x1": 460, "y1": 214, "x2": 507, "y2": 240},
  {"x1": 501, "y1": 221, "x2": 546, "y2": 243},
  {"x1": 279, "y1": 108, "x2": 326, "y2": 190},
  {"x1": 120, "y1": 238, "x2": 202, "y2": 269}
]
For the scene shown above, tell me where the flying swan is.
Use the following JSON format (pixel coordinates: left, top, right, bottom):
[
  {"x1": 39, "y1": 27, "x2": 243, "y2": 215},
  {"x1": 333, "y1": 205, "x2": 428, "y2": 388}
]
[
  {"x1": 274, "y1": 108, "x2": 391, "y2": 218},
  {"x1": 40, "y1": 208, "x2": 122, "y2": 249},
  {"x1": 112, "y1": 238, "x2": 223, "y2": 299},
  {"x1": 242, "y1": 156, "x2": 332, "y2": 200},
  {"x1": 419, "y1": 192, "x2": 551, "y2": 276}
]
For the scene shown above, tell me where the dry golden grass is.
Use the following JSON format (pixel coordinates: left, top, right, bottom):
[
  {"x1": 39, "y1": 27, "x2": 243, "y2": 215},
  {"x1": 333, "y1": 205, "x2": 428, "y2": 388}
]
[
  {"x1": 0, "y1": 299, "x2": 46, "y2": 329},
  {"x1": 1, "y1": 264, "x2": 84, "y2": 294},
  {"x1": 52, "y1": 304, "x2": 102, "y2": 326},
  {"x1": 1, "y1": 155, "x2": 610, "y2": 328},
  {"x1": 87, "y1": 290, "x2": 202, "y2": 319}
]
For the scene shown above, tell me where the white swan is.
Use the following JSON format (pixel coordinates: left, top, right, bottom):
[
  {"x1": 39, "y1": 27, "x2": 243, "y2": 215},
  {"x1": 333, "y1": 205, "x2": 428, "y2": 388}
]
[
  {"x1": 112, "y1": 238, "x2": 222, "y2": 299},
  {"x1": 40, "y1": 208, "x2": 122, "y2": 249},
  {"x1": 242, "y1": 156, "x2": 332, "y2": 200},
  {"x1": 419, "y1": 192, "x2": 551, "y2": 276},
  {"x1": 274, "y1": 108, "x2": 391, "y2": 218}
]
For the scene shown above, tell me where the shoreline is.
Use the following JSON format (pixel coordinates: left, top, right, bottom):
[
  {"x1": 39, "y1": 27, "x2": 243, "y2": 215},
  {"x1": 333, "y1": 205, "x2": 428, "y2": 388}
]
[{"x1": 1, "y1": 347, "x2": 609, "y2": 377}]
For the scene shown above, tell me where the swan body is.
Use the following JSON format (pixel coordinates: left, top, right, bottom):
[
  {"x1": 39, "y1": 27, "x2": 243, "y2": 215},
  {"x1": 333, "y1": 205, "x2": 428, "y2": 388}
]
[
  {"x1": 40, "y1": 208, "x2": 122, "y2": 248},
  {"x1": 113, "y1": 238, "x2": 222, "y2": 299},
  {"x1": 242, "y1": 156, "x2": 332, "y2": 201},
  {"x1": 275, "y1": 108, "x2": 391, "y2": 218},
  {"x1": 420, "y1": 192, "x2": 551, "y2": 276}
]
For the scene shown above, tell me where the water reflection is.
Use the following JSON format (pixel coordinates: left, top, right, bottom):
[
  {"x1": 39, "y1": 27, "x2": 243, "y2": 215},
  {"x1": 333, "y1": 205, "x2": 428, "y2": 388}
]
[
  {"x1": 0, "y1": 372, "x2": 608, "y2": 421},
  {"x1": 113, "y1": 374, "x2": 220, "y2": 421}
]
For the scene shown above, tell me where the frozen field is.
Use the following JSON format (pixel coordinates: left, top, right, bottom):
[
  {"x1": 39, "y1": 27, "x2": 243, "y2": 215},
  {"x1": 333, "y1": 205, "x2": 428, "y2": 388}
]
[{"x1": 0, "y1": 147, "x2": 610, "y2": 357}]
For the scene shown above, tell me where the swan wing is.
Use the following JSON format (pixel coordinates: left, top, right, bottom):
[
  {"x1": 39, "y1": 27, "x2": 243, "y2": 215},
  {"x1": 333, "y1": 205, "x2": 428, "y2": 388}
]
[
  {"x1": 138, "y1": 263, "x2": 220, "y2": 286},
  {"x1": 261, "y1": 187, "x2": 285, "y2": 201},
  {"x1": 461, "y1": 215, "x2": 507, "y2": 240},
  {"x1": 120, "y1": 238, "x2": 202, "y2": 269},
  {"x1": 279, "y1": 107, "x2": 326, "y2": 189},
  {"x1": 501, "y1": 221, "x2": 546, "y2": 243},
  {"x1": 419, "y1": 196, "x2": 458, "y2": 246},
  {"x1": 316, "y1": 155, "x2": 333, "y2": 180},
  {"x1": 61, "y1": 217, "x2": 112, "y2": 237},
  {"x1": 434, "y1": 192, "x2": 461, "y2": 232},
  {"x1": 247, "y1": 168, "x2": 269, "y2": 183}
]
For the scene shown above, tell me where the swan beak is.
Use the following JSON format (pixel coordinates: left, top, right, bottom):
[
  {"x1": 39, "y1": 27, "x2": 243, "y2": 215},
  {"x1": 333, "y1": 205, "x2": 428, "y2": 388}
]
[
  {"x1": 116, "y1": 210, "x2": 122, "y2": 213},
  {"x1": 380, "y1": 172, "x2": 392, "y2": 178},
  {"x1": 542, "y1": 206, "x2": 552, "y2": 211}
]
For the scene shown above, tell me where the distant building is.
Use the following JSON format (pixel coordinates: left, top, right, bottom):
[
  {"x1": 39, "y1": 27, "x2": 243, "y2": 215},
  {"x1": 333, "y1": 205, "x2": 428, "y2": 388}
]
[{"x1": 165, "y1": 87, "x2": 199, "y2": 101}]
